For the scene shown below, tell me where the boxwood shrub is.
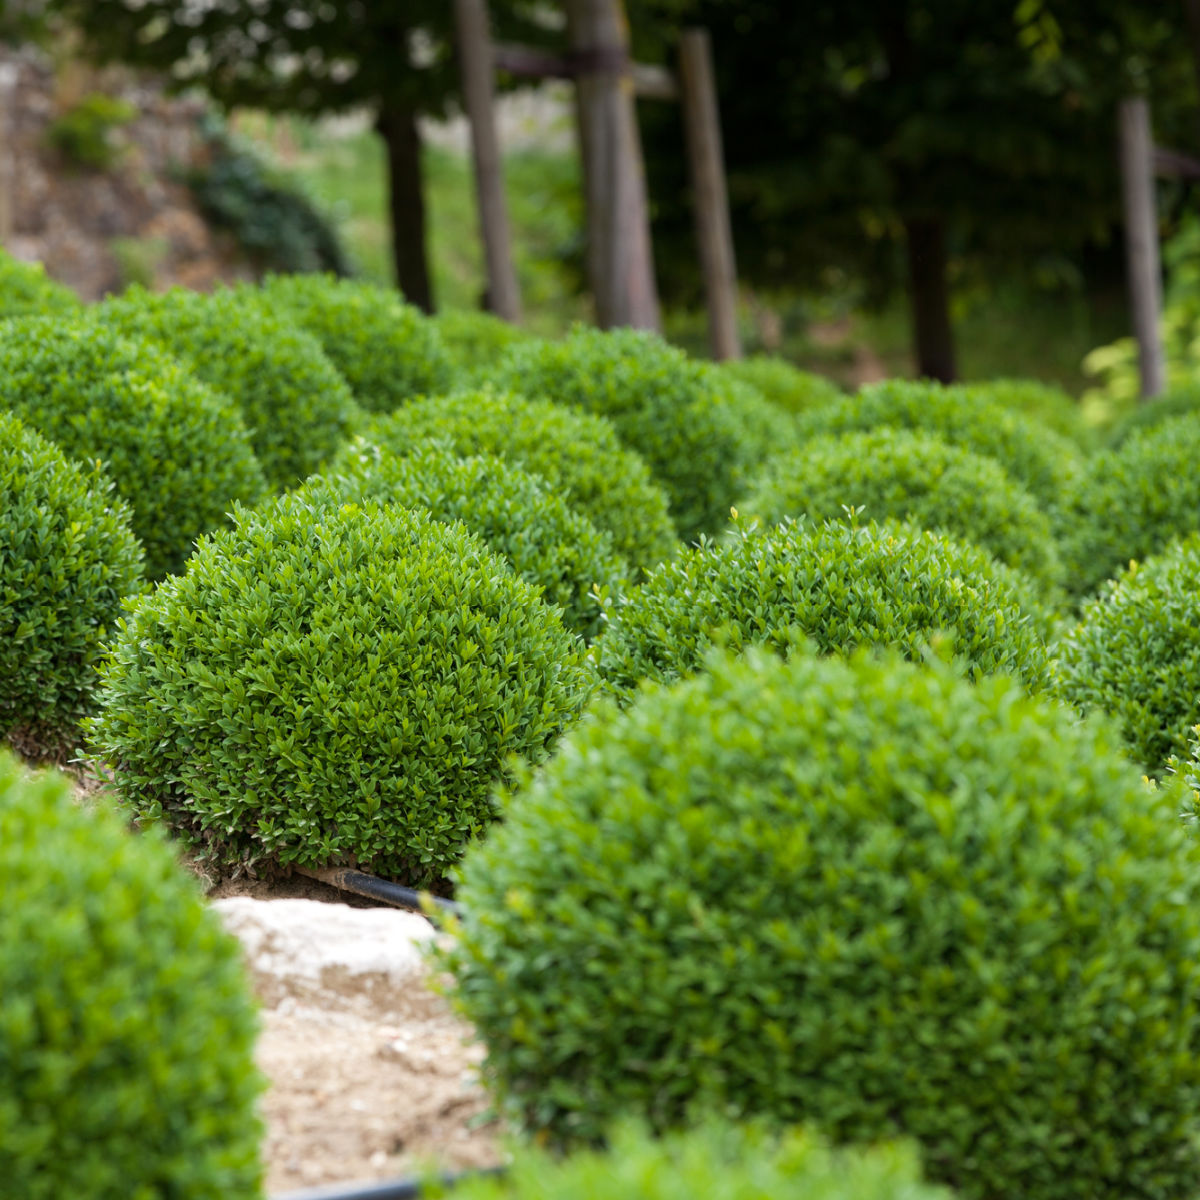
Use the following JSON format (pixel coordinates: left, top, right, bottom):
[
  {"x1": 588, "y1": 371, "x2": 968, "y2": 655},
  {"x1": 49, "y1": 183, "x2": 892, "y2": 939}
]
[
  {"x1": 1054, "y1": 535, "x2": 1200, "y2": 773},
  {"x1": 345, "y1": 389, "x2": 678, "y2": 572},
  {"x1": 1104, "y1": 386, "x2": 1200, "y2": 449},
  {"x1": 97, "y1": 284, "x2": 361, "y2": 490},
  {"x1": 0, "y1": 249, "x2": 81, "y2": 318},
  {"x1": 967, "y1": 378, "x2": 1091, "y2": 446},
  {"x1": 1, "y1": 412, "x2": 143, "y2": 751},
  {"x1": 0, "y1": 753, "x2": 263, "y2": 1198},
  {"x1": 741, "y1": 429, "x2": 1064, "y2": 595},
  {"x1": 447, "y1": 1120, "x2": 947, "y2": 1200},
  {"x1": 592, "y1": 518, "x2": 1052, "y2": 696},
  {"x1": 90, "y1": 494, "x2": 594, "y2": 885},
  {"x1": 308, "y1": 442, "x2": 626, "y2": 641},
  {"x1": 443, "y1": 648, "x2": 1200, "y2": 1200},
  {"x1": 794, "y1": 379, "x2": 1083, "y2": 508},
  {"x1": 433, "y1": 308, "x2": 540, "y2": 385},
  {"x1": 1053, "y1": 414, "x2": 1200, "y2": 598},
  {"x1": 705, "y1": 370, "x2": 803, "y2": 465},
  {"x1": 0, "y1": 316, "x2": 267, "y2": 578},
  {"x1": 262, "y1": 272, "x2": 454, "y2": 411},
  {"x1": 717, "y1": 355, "x2": 842, "y2": 415},
  {"x1": 490, "y1": 326, "x2": 757, "y2": 541}
]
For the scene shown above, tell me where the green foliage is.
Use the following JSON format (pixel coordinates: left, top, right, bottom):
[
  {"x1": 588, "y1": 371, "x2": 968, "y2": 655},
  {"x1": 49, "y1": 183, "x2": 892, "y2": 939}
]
[
  {"x1": 1052, "y1": 415, "x2": 1200, "y2": 598},
  {"x1": 716, "y1": 356, "x2": 842, "y2": 416},
  {"x1": 0, "y1": 753, "x2": 264, "y2": 1198},
  {"x1": 261, "y1": 272, "x2": 454, "y2": 411},
  {"x1": 741, "y1": 429, "x2": 1064, "y2": 595},
  {"x1": 443, "y1": 648, "x2": 1200, "y2": 1200},
  {"x1": 0, "y1": 413, "x2": 143, "y2": 748},
  {"x1": 965, "y1": 378, "x2": 1091, "y2": 446},
  {"x1": 794, "y1": 379, "x2": 1083, "y2": 508},
  {"x1": 97, "y1": 285, "x2": 361, "y2": 491},
  {"x1": 90, "y1": 494, "x2": 594, "y2": 885},
  {"x1": 0, "y1": 249, "x2": 81, "y2": 319},
  {"x1": 592, "y1": 518, "x2": 1052, "y2": 697},
  {"x1": 354, "y1": 389, "x2": 679, "y2": 573},
  {"x1": 1055, "y1": 536, "x2": 1200, "y2": 773},
  {"x1": 434, "y1": 309, "x2": 541, "y2": 385},
  {"x1": 1104, "y1": 386, "x2": 1200, "y2": 449},
  {"x1": 444, "y1": 1120, "x2": 947, "y2": 1200},
  {"x1": 491, "y1": 327, "x2": 757, "y2": 542},
  {"x1": 309, "y1": 442, "x2": 626, "y2": 641},
  {"x1": 187, "y1": 115, "x2": 351, "y2": 275},
  {"x1": 45, "y1": 92, "x2": 135, "y2": 170},
  {"x1": 704, "y1": 370, "x2": 803, "y2": 465},
  {"x1": 0, "y1": 316, "x2": 267, "y2": 578}
]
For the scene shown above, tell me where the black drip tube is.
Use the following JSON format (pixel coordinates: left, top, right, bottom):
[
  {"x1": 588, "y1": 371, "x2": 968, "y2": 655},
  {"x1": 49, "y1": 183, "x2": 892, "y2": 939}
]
[
  {"x1": 272, "y1": 1166, "x2": 503, "y2": 1200},
  {"x1": 295, "y1": 865, "x2": 463, "y2": 921}
]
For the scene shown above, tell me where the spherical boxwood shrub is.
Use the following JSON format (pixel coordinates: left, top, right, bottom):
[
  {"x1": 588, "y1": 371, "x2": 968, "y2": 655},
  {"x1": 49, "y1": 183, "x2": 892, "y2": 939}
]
[
  {"x1": 741, "y1": 429, "x2": 1064, "y2": 595},
  {"x1": 97, "y1": 284, "x2": 361, "y2": 490},
  {"x1": 491, "y1": 326, "x2": 757, "y2": 542},
  {"x1": 1, "y1": 413, "x2": 143, "y2": 750},
  {"x1": 0, "y1": 316, "x2": 267, "y2": 578},
  {"x1": 449, "y1": 1119, "x2": 947, "y2": 1200},
  {"x1": 1053, "y1": 414, "x2": 1200, "y2": 598},
  {"x1": 1104, "y1": 385, "x2": 1200, "y2": 449},
  {"x1": 0, "y1": 753, "x2": 263, "y2": 1198},
  {"x1": 704, "y1": 369, "x2": 803, "y2": 465},
  {"x1": 443, "y1": 649, "x2": 1200, "y2": 1200},
  {"x1": 262, "y1": 272, "x2": 454, "y2": 412},
  {"x1": 967, "y1": 378, "x2": 1091, "y2": 446},
  {"x1": 1055, "y1": 535, "x2": 1200, "y2": 773},
  {"x1": 90, "y1": 495, "x2": 594, "y2": 885},
  {"x1": 309, "y1": 442, "x2": 626, "y2": 641},
  {"x1": 0, "y1": 249, "x2": 81, "y2": 319},
  {"x1": 433, "y1": 308, "x2": 540, "y2": 385},
  {"x1": 795, "y1": 379, "x2": 1083, "y2": 508},
  {"x1": 592, "y1": 518, "x2": 1052, "y2": 696},
  {"x1": 717, "y1": 355, "x2": 842, "y2": 415},
  {"x1": 346, "y1": 389, "x2": 678, "y2": 572}
]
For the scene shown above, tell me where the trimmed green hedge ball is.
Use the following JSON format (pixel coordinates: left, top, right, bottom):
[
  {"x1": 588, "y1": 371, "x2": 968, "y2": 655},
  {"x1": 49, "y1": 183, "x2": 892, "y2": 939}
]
[
  {"x1": 717, "y1": 355, "x2": 842, "y2": 415},
  {"x1": 1104, "y1": 386, "x2": 1200, "y2": 449},
  {"x1": 966, "y1": 378, "x2": 1090, "y2": 446},
  {"x1": 434, "y1": 308, "x2": 540, "y2": 385},
  {"x1": 0, "y1": 250, "x2": 81, "y2": 319}
]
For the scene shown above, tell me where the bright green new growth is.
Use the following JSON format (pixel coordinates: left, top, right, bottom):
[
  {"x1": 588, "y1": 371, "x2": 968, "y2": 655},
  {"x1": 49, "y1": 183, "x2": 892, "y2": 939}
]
[
  {"x1": 351, "y1": 389, "x2": 678, "y2": 572},
  {"x1": 96, "y1": 284, "x2": 361, "y2": 490},
  {"x1": 1053, "y1": 414, "x2": 1200, "y2": 598},
  {"x1": 717, "y1": 355, "x2": 842, "y2": 415},
  {"x1": 741, "y1": 429, "x2": 1064, "y2": 595},
  {"x1": 0, "y1": 753, "x2": 264, "y2": 1199},
  {"x1": 0, "y1": 413, "x2": 143, "y2": 748},
  {"x1": 310, "y1": 442, "x2": 626, "y2": 641},
  {"x1": 446, "y1": 1120, "x2": 948, "y2": 1200},
  {"x1": 966, "y1": 377, "x2": 1091, "y2": 446},
  {"x1": 592, "y1": 518, "x2": 1052, "y2": 696},
  {"x1": 795, "y1": 379, "x2": 1083, "y2": 507},
  {"x1": 0, "y1": 316, "x2": 267, "y2": 578},
  {"x1": 444, "y1": 650, "x2": 1200, "y2": 1200},
  {"x1": 490, "y1": 326, "x2": 757, "y2": 542},
  {"x1": 0, "y1": 250, "x2": 81, "y2": 318},
  {"x1": 91, "y1": 495, "x2": 594, "y2": 885},
  {"x1": 262, "y1": 272, "x2": 454, "y2": 411},
  {"x1": 1104, "y1": 385, "x2": 1200, "y2": 449},
  {"x1": 434, "y1": 309, "x2": 540, "y2": 385},
  {"x1": 1055, "y1": 535, "x2": 1200, "y2": 773}
]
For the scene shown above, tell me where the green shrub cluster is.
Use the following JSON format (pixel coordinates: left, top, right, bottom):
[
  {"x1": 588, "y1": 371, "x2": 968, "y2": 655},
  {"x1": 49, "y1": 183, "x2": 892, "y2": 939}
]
[
  {"x1": 965, "y1": 378, "x2": 1091, "y2": 446},
  {"x1": 446, "y1": 1120, "x2": 947, "y2": 1200},
  {"x1": 1055, "y1": 535, "x2": 1200, "y2": 772},
  {"x1": 1, "y1": 413, "x2": 143, "y2": 749},
  {"x1": 90, "y1": 494, "x2": 593, "y2": 886},
  {"x1": 741, "y1": 429, "x2": 1063, "y2": 595},
  {"x1": 703, "y1": 369, "x2": 802, "y2": 465},
  {"x1": 45, "y1": 92, "x2": 135, "y2": 171},
  {"x1": 444, "y1": 649, "x2": 1200, "y2": 1200},
  {"x1": 1104, "y1": 386, "x2": 1200, "y2": 449},
  {"x1": 794, "y1": 379, "x2": 1083, "y2": 507},
  {"x1": 717, "y1": 355, "x2": 842, "y2": 415},
  {"x1": 0, "y1": 316, "x2": 267, "y2": 578},
  {"x1": 0, "y1": 249, "x2": 80, "y2": 319},
  {"x1": 592, "y1": 518, "x2": 1052, "y2": 696},
  {"x1": 349, "y1": 389, "x2": 678, "y2": 572},
  {"x1": 262, "y1": 273, "x2": 454, "y2": 412},
  {"x1": 0, "y1": 753, "x2": 263, "y2": 1198},
  {"x1": 310, "y1": 443, "x2": 625, "y2": 641},
  {"x1": 433, "y1": 309, "x2": 540, "y2": 385},
  {"x1": 97, "y1": 284, "x2": 361, "y2": 490},
  {"x1": 490, "y1": 326, "x2": 757, "y2": 542},
  {"x1": 1053, "y1": 414, "x2": 1200, "y2": 598}
]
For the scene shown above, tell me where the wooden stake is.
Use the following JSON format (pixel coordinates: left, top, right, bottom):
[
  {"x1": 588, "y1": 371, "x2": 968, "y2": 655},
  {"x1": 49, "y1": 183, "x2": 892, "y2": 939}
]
[
  {"x1": 1118, "y1": 96, "x2": 1165, "y2": 400},
  {"x1": 679, "y1": 28, "x2": 740, "y2": 361},
  {"x1": 455, "y1": 0, "x2": 522, "y2": 322}
]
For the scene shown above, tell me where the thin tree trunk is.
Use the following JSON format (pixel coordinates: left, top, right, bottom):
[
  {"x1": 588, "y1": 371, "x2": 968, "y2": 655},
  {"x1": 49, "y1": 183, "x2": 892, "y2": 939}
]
[
  {"x1": 904, "y1": 215, "x2": 956, "y2": 382},
  {"x1": 376, "y1": 101, "x2": 434, "y2": 313}
]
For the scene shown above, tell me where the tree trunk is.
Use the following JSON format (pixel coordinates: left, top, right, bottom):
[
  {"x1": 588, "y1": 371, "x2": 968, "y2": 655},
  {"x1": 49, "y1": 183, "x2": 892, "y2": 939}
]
[
  {"x1": 376, "y1": 101, "x2": 434, "y2": 313},
  {"x1": 904, "y1": 215, "x2": 956, "y2": 382}
]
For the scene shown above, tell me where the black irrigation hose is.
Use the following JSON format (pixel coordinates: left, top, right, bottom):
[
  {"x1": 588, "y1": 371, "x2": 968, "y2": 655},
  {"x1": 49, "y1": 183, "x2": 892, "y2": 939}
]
[
  {"x1": 273, "y1": 1166, "x2": 504, "y2": 1200},
  {"x1": 296, "y1": 865, "x2": 463, "y2": 921}
]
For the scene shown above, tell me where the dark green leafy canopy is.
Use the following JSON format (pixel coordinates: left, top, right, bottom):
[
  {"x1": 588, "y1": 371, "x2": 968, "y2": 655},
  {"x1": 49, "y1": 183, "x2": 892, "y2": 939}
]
[
  {"x1": 90, "y1": 495, "x2": 594, "y2": 886},
  {"x1": 0, "y1": 753, "x2": 264, "y2": 1198},
  {"x1": 444, "y1": 649, "x2": 1200, "y2": 1200},
  {"x1": 593, "y1": 518, "x2": 1053, "y2": 697}
]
